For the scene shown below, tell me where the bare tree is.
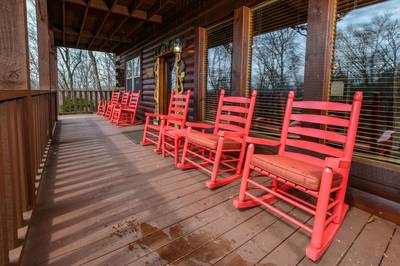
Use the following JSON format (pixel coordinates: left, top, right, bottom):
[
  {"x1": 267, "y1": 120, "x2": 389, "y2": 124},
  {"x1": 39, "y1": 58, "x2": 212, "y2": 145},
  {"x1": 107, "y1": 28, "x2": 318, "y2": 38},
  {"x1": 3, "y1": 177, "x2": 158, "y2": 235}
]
[
  {"x1": 89, "y1": 51, "x2": 102, "y2": 91},
  {"x1": 58, "y1": 47, "x2": 83, "y2": 91}
]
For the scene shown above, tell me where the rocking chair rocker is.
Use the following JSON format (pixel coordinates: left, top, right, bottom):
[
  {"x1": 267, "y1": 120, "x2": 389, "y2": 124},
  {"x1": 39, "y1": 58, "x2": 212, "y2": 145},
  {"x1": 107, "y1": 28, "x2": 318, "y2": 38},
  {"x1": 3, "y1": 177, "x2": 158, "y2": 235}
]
[
  {"x1": 234, "y1": 91, "x2": 363, "y2": 261},
  {"x1": 177, "y1": 90, "x2": 257, "y2": 189}
]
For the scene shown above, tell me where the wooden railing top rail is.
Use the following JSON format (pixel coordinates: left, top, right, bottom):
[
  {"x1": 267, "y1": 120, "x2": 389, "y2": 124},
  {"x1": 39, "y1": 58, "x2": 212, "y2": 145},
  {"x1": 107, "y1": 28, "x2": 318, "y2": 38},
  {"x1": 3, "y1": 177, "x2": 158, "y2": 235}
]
[{"x1": 0, "y1": 90, "x2": 56, "y2": 101}]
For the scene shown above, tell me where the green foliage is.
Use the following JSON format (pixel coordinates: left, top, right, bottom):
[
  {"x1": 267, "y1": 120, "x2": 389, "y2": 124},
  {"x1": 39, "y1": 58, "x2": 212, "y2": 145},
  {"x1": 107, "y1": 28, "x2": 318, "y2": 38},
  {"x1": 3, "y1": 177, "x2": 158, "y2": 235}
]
[{"x1": 60, "y1": 96, "x2": 96, "y2": 113}]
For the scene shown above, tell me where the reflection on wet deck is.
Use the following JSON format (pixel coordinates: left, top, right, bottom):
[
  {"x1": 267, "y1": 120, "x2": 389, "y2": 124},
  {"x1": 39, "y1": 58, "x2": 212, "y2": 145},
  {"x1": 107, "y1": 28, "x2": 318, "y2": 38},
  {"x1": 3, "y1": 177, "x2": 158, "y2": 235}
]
[{"x1": 21, "y1": 115, "x2": 399, "y2": 266}]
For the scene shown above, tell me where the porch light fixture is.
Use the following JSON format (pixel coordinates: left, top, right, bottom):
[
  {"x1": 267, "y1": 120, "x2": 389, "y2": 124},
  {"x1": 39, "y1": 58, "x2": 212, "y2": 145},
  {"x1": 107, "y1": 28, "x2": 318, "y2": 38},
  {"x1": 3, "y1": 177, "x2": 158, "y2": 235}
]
[{"x1": 174, "y1": 37, "x2": 183, "y2": 53}]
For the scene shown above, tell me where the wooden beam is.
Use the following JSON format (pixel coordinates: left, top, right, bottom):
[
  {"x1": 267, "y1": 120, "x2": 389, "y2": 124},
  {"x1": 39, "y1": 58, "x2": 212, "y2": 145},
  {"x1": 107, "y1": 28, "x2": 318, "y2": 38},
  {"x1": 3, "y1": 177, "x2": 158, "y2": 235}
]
[
  {"x1": 76, "y1": 0, "x2": 90, "y2": 47},
  {"x1": 147, "y1": 0, "x2": 175, "y2": 19},
  {"x1": 98, "y1": 17, "x2": 129, "y2": 50},
  {"x1": 53, "y1": 25, "x2": 132, "y2": 43},
  {"x1": 0, "y1": 0, "x2": 31, "y2": 90},
  {"x1": 194, "y1": 27, "x2": 207, "y2": 121},
  {"x1": 65, "y1": 0, "x2": 162, "y2": 22},
  {"x1": 36, "y1": 0, "x2": 51, "y2": 90},
  {"x1": 63, "y1": 0, "x2": 66, "y2": 46},
  {"x1": 303, "y1": 0, "x2": 337, "y2": 101},
  {"x1": 231, "y1": 6, "x2": 251, "y2": 97},
  {"x1": 87, "y1": 0, "x2": 118, "y2": 50}
]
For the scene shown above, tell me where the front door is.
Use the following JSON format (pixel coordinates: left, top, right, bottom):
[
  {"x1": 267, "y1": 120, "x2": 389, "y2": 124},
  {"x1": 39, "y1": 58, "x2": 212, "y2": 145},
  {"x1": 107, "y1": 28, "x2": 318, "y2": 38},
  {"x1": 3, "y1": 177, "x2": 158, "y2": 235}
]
[{"x1": 159, "y1": 53, "x2": 176, "y2": 114}]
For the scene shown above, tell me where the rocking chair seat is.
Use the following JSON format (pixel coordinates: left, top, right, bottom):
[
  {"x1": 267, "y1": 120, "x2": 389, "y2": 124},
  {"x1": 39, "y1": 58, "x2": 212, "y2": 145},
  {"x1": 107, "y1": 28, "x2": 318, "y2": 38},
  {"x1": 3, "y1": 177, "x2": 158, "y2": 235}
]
[
  {"x1": 165, "y1": 128, "x2": 186, "y2": 138},
  {"x1": 187, "y1": 132, "x2": 242, "y2": 150},
  {"x1": 251, "y1": 154, "x2": 342, "y2": 190}
]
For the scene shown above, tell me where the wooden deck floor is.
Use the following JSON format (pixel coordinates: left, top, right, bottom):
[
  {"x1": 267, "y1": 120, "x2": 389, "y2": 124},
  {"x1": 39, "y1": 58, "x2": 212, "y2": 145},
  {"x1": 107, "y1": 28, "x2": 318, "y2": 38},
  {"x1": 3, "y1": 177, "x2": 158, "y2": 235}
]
[{"x1": 21, "y1": 114, "x2": 399, "y2": 266}]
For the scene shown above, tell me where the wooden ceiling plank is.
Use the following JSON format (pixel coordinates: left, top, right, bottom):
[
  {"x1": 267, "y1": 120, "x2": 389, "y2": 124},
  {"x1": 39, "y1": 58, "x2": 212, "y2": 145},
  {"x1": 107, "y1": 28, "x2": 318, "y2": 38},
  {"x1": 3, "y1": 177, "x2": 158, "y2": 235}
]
[
  {"x1": 147, "y1": 0, "x2": 175, "y2": 19},
  {"x1": 98, "y1": 16, "x2": 129, "y2": 50},
  {"x1": 76, "y1": 0, "x2": 90, "y2": 47},
  {"x1": 65, "y1": 0, "x2": 162, "y2": 23},
  {"x1": 87, "y1": 0, "x2": 118, "y2": 50},
  {"x1": 98, "y1": 0, "x2": 151, "y2": 51}
]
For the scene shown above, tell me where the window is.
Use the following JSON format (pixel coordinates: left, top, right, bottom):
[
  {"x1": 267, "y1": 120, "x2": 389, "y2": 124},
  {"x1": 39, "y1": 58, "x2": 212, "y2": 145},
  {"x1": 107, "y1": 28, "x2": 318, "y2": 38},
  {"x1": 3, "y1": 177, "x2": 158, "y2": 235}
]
[
  {"x1": 204, "y1": 20, "x2": 233, "y2": 122},
  {"x1": 250, "y1": 0, "x2": 308, "y2": 137},
  {"x1": 126, "y1": 56, "x2": 141, "y2": 91},
  {"x1": 331, "y1": 0, "x2": 400, "y2": 164}
]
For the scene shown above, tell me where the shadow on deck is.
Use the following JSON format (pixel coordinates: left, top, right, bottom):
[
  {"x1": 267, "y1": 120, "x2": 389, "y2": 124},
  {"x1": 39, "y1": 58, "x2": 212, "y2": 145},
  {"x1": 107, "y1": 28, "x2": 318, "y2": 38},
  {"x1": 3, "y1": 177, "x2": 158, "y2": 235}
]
[{"x1": 21, "y1": 115, "x2": 399, "y2": 266}]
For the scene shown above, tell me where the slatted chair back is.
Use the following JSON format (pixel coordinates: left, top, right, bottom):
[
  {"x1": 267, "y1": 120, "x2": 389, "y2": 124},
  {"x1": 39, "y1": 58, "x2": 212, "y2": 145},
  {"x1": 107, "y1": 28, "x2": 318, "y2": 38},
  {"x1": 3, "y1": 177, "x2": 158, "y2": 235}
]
[
  {"x1": 120, "y1": 91, "x2": 130, "y2": 106},
  {"x1": 165, "y1": 90, "x2": 191, "y2": 128},
  {"x1": 213, "y1": 90, "x2": 257, "y2": 135},
  {"x1": 279, "y1": 91, "x2": 363, "y2": 169},
  {"x1": 110, "y1": 91, "x2": 121, "y2": 105},
  {"x1": 128, "y1": 91, "x2": 140, "y2": 110}
]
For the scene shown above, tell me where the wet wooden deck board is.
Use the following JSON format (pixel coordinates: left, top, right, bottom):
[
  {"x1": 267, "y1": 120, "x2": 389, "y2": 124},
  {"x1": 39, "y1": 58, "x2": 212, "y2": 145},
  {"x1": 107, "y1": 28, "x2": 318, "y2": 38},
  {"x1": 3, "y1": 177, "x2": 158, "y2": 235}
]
[{"x1": 21, "y1": 115, "x2": 399, "y2": 266}]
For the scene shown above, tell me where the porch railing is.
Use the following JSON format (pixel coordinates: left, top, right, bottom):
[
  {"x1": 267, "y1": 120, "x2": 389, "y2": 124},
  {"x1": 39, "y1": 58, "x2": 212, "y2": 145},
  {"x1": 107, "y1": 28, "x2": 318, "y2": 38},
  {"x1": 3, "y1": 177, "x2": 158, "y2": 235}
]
[
  {"x1": 58, "y1": 90, "x2": 113, "y2": 114},
  {"x1": 0, "y1": 90, "x2": 57, "y2": 265}
]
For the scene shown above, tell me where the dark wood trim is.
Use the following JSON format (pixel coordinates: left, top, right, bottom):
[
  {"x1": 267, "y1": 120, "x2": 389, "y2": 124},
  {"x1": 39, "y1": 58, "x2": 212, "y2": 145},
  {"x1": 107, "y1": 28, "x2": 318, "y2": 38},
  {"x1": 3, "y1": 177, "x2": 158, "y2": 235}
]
[
  {"x1": 303, "y1": 0, "x2": 337, "y2": 101},
  {"x1": 194, "y1": 27, "x2": 207, "y2": 121},
  {"x1": 232, "y1": 6, "x2": 251, "y2": 97},
  {"x1": 346, "y1": 186, "x2": 400, "y2": 224}
]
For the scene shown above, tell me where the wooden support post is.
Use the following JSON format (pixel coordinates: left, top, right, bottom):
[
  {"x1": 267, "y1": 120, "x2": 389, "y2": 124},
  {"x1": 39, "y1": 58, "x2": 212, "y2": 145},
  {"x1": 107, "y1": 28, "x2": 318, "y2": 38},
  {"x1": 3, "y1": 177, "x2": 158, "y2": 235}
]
[
  {"x1": 36, "y1": 0, "x2": 51, "y2": 90},
  {"x1": 193, "y1": 27, "x2": 207, "y2": 121},
  {"x1": 232, "y1": 6, "x2": 251, "y2": 97},
  {"x1": 0, "y1": 1, "x2": 31, "y2": 91},
  {"x1": 0, "y1": 1, "x2": 32, "y2": 262},
  {"x1": 303, "y1": 0, "x2": 337, "y2": 101},
  {"x1": 0, "y1": 124, "x2": 9, "y2": 266}
]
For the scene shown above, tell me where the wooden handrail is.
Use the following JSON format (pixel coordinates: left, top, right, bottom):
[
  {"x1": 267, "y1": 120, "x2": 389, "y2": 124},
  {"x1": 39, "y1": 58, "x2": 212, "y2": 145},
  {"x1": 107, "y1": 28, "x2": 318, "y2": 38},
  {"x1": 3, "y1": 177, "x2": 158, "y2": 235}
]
[
  {"x1": 0, "y1": 90, "x2": 56, "y2": 101},
  {"x1": 0, "y1": 91, "x2": 57, "y2": 265}
]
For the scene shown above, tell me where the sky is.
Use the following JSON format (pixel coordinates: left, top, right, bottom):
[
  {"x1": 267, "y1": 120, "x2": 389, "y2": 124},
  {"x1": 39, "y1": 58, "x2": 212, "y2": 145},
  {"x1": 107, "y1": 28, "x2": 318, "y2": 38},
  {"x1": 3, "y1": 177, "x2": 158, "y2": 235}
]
[{"x1": 337, "y1": 0, "x2": 400, "y2": 28}]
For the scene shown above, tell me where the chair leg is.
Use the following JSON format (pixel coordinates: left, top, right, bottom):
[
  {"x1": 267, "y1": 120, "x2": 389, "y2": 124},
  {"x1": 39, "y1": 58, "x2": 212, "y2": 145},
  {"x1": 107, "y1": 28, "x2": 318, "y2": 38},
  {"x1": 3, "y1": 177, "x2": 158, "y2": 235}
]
[
  {"x1": 177, "y1": 130, "x2": 190, "y2": 169},
  {"x1": 333, "y1": 169, "x2": 350, "y2": 224},
  {"x1": 235, "y1": 141, "x2": 247, "y2": 175},
  {"x1": 233, "y1": 144, "x2": 254, "y2": 208},
  {"x1": 174, "y1": 136, "x2": 180, "y2": 166},
  {"x1": 206, "y1": 137, "x2": 224, "y2": 189},
  {"x1": 155, "y1": 120, "x2": 164, "y2": 153},
  {"x1": 140, "y1": 116, "x2": 150, "y2": 145},
  {"x1": 161, "y1": 129, "x2": 166, "y2": 158},
  {"x1": 116, "y1": 109, "x2": 122, "y2": 126},
  {"x1": 306, "y1": 168, "x2": 334, "y2": 261}
]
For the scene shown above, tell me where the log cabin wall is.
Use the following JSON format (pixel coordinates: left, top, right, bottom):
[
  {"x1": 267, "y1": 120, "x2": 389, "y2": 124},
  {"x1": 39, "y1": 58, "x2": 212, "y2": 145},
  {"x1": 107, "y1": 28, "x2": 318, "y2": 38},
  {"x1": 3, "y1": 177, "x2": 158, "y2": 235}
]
[{"x1": 120, "y1": 29, "x2": 196, "y2": 121}]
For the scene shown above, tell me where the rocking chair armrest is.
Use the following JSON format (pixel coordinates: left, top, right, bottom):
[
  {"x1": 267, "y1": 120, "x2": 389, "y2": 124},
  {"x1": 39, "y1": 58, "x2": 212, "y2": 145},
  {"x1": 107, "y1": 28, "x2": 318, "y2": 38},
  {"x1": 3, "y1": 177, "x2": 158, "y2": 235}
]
[
  {"x1": 145, "y1": 113, "x2": 163, "y2": 118},
  {"x1": 185, "y1": 122, "x2": 214, "y2": 129},
  {"x1": 162, "y1": 115, "x2": 183, "y2": 122},
  {"x1": 218, "y1": 131, "x2": 245, "y2": 138},
  {"x1": 325, "y1": 157, "x2": 351, "y2": 169},
  {"x1": 245, "y1": 136, "x2": 280, "y2": 147}
]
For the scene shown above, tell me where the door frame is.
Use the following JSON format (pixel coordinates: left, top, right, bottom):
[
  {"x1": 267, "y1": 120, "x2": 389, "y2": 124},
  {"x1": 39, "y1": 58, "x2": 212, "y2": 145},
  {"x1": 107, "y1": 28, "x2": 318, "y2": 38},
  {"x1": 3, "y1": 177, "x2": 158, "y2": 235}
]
[{"x1": 157, "y1": 52, "x2": 175, "y2": 114}]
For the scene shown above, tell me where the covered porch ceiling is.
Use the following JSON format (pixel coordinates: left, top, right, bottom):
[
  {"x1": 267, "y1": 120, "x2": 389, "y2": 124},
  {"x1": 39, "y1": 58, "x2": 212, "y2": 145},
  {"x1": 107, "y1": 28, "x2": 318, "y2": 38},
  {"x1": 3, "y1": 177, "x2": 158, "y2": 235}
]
[{"x1": 48, "y1": 0, "x2": 202, "y2": 53}]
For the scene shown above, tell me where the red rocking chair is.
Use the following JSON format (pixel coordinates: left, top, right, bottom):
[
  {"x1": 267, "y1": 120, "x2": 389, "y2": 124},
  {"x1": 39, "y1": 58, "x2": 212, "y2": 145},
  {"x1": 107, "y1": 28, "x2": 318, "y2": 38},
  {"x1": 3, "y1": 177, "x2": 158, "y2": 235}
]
[
  {"x1": 234, "y1": 91, "x2": 363, "y2": 261},
  {"x1": 110, "y1": 91, "x2": 140, "y2": 126},
  {"x1": 104, "y1": 90, "x2": 121, "y2": 118},
  {"x1": 97, "y1": 99, "x2": 108, "y2": 116},
  {"x1": 141, "y1": 90, "x2": 191, "y2": 152},
  {"x1": 108, "y1": 91, "x2": 130, "y2": 120},
  {"x1": 177, "y1": 90, "x2": 257, "y2": 189}
]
